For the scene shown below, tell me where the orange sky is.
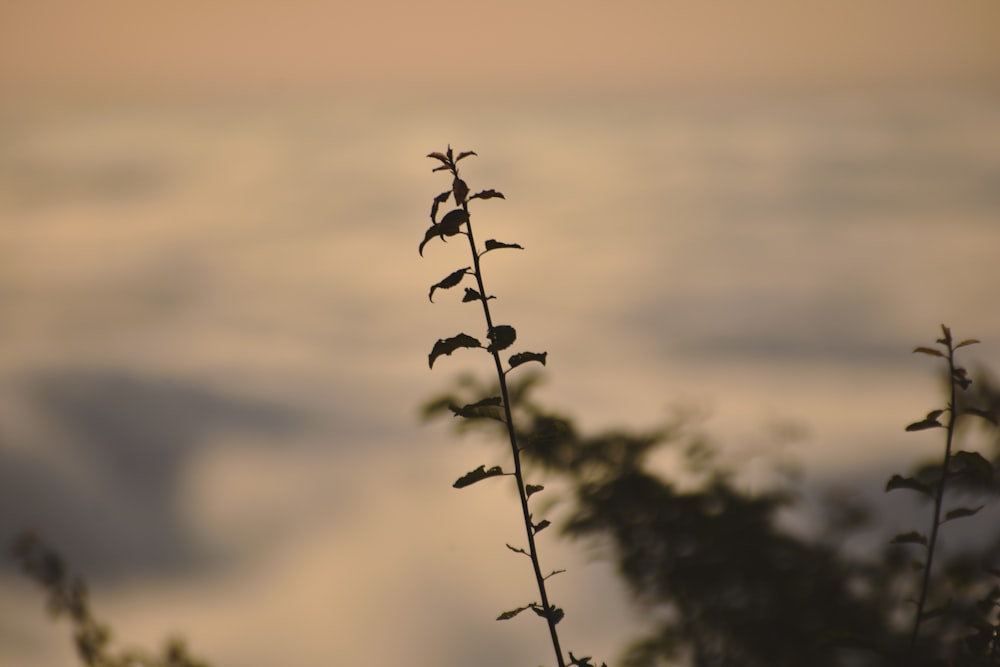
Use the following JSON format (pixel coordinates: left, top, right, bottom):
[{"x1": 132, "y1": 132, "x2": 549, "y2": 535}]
[{"x1": 2, "y1": 0, "x2": 999, "y2": 96}]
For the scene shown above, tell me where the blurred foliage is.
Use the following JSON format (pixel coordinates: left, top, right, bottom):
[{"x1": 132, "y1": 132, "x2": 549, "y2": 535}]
[
  {"x1": 424, "y1": 369, "x2": 1000, "y2": 667},
  {"x1": 11, "y1": 532, "x2": 211, "y2": 667}
]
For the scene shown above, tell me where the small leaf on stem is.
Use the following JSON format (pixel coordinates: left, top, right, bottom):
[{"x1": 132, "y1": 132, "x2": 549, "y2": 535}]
[
  {"x1": 497, "y1": 605, "x2": 532, "y2": 621},
  {"x1": 952, "y1": 450, "x2": 995, "y2": 484},
  {"x1": 942, "y1": 505, "x2": 985, "y2": 523},
  {"x1": 526, "y1": 484, "x2": 544, "y2": 498},
  {"x1": 532, "y1": 519, "x2": 551, "y2": 534},
  {"x1": 885, "y1": 474, "x2": 934, "y2": 497},
  {"x1": 487, "y1": 325, "x2": 516, "y2": 353},
  {"x1": 430, "y1": 190, "x2": 451, "y2": 222},
  {"x1": 439, "y1": 208, "x2": 470, "y2": 235},
  {"x1": 964, "y1": 407, "x2": 998, "y2": 425},
  {"x1": 913, "y1": 346, "x2": 945, "y2": 358},
  {"x1": 453, "y1": 177, "x2": 470, "y2": 206},
  {"x1": 483, "y1": 239, "x2": 524, "y2": 252},
  {"x1": 506, "y1": 543, "x2": 529, "y2": 557},
  {"x1": 456, "y1": 150, "x2": 477, "y2": 162},
  {"x1": 429, "y1": 333, "x2": 482, "y2": 368},
  {"x1": 429, "y1": 267, "x2": 470, "y2": 302},
  {"x1": 470, "y1": 189, "x2": 505, "y2": 201},
  {"x1": 453, "y1": 465, "x2": 505, "y2": 489},
  {"x1": 462, "y1": 287, "x2": 483, "y2": 303},
  {"x1": 509, "y1": 351, "x2": 547, "y2": 370},
  {"x1": 955, "y1": 338, "x2": 981, "y2": 349}
]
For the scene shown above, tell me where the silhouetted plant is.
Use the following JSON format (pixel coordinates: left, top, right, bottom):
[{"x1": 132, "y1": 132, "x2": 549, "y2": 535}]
[
  {"x1": 11, "y1": 532, "x2": 210, "y2": 667},
  {"x1": 420, "y1": 147, "x2": 603, "y2": 667},
  {"x1": 424, "y1": 373, "x2": 901, "y2": 667},
  {"x1": 886, "y1": 325, "x2": 999, "y2": 663}
]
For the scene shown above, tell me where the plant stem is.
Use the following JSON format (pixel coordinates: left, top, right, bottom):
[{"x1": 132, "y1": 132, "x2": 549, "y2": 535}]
[
  {"x1": 909, "y1": 340, "x2": 958, "y2": 651},
  {"x1": 461, "y1": 199, "x2": 568, "y2": 667}
]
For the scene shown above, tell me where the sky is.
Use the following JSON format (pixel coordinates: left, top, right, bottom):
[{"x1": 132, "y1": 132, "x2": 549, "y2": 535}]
[
  {"x1": 2, "y1": 2, "x2": 1000, "y2": 667},
  {"x1": 2, "y1": 0, "x2": 1000, "y2": 96}
]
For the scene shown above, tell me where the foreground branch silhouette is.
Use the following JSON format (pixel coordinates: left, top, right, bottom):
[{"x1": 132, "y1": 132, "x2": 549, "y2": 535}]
[{"x1": 420, "y1": 147, "x2": 603, "y2": 667}]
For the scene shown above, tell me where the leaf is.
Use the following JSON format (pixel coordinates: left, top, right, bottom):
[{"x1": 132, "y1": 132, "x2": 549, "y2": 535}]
[
  {"x1": 509, "y1": 351, "x2": 547, "y2": 370},
  {"x1": 526, "y1": 484, "x2": 544, "y2": 498},
  {"x1": 453, "y1": 177, "x2": 469, "y2": 206},
  {"x1": 427, "y1": 151, "x2": 449, "y2": 164},
  {"x1": 449, "y1": 396, "x2": 503, "y2": 419},
  {"x1": 943, "y1": 505, "x2": 985, "y2": 523},
  {"x1": 487, "y1": 325, "x2": 516, "y2": 353},
  {"x1": 496, "y1": 605, "x2": 531, "y2": 621},
  {"x1": 905, "y1": 417, "x2": 943, "y2": 432},
  {"x1": 964, "y1": 407, "x2": 998, "y2": 425},
  {"x1": 890, "y1": 531, "x2": 928, "y2": 546},
  {"x1": 885, "y1": 474, "x2": 934, "y2": 497},
  {"x1": 470, "y1": 189, "x2": 505, "y2": 201},
  {"x1": 938, "y1": 324, "x2": 952, "y2": 346},
  {"x1": 952, "y1": 450, "x2": 995, "y2": 484},
  {"x1": 531, "y1": 604, "x2": 564, "y2": 625},
  {"x1": 955, "y1": 338, "x2": 981, "y2": 349},
  {"x1": 429, "y1": 333, "x2": 481, "y2": 368},
  {"x1": 439, "y1": 208, "x2": 470, "y2": 236},
  {"x1": 428, "y1": 267, "x2": 470, "y2": 302},
  {"x1": 532, "y1": 519, "x2": 551, "y2": 534},
  {"x1": 455, "y1": 150, "x2": 477, "y2": 162},
  {"x1": 483, "y1": 239, "x2": 524, "y2": 252},
  {"x1": 913, "y1": 346, "x2": 945, "y2": 358},
  {"x1": 453, "y1": 465, "x2": 505, "y2": 489},
  {"x1": 506, "y1": 543, "x2": 529, "y2": 557},
  {"x1": 462, "y1": 287, "x2": 482, "y2": 303},
  {"x1": 430, "y1": 190, "x2": 451, "y2": 222},
  {"x1": 418, "y1": 224, "x2": 441, "y2": 256}
]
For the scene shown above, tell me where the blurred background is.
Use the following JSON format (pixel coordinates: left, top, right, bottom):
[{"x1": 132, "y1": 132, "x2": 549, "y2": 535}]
[{"x1": 2, "y1": 1, "x2": 1000, "y2": 665}]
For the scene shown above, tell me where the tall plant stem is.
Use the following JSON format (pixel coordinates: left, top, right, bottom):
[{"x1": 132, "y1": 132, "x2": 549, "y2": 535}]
[
  {"x1": 461, "y1": 200, "x2": 567, "y2": 667},
  {"x1": 909, "y1": 341, "x2": 958, "y2": 652}
]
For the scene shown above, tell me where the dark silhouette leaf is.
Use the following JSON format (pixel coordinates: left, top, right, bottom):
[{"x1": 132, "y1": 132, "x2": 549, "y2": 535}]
[
  {"x1": 509, "y1": 351, "x2": 547, "y2": 370},
  {"x1": 952, "y1": 450, "x2": 995, "y2": 483},
  {"x1": 449, "y1": 396, "x2": 504, "y2": 420},
  {"x1": 497, "y1": 605, "x2": 531, "y2": 621},
  {"x1": 938, "y1": 324, "x2": 952, "y2": 346},
  {"x1": 913, "y1": 346, "x2": 945, "y2": 358},
  {"x1": 885, "y1": 474, "x2": 934, "y2": 497},
  {"x1": 462, "y1": 288, "x2": 482, "y2": 303},
  {"x1": 526, "y1": 484, "x2": 544, "y2": 498},
  {"x1": 890, "y1": 531, "x2": 928, "y2": 546},
  {"x1": 418, "y1": 224, "x2": 441, "y2": 256},
  {"x1": 532, "y1": 519, "x2": 551, "y2": 534},
  {"x1": 905, "y1": 418, "x2": 943, "y2": 432},
  {"x1": 439, "y1": 208, "x2": 470, "y2": 235},
  {"x1": 429, "y1": 267, "x2": 470, "y2": 302},
  {"x1": 430, "y1": 190, "x2": 451, "y2": 223},
  {"x1": 427, "y1": 151, "x2": 449, "y2": 164},
  {"x1": 483, "y1": 239, "x2": 524, "y2": 252},
  {"x1": 456, "y1": 150, "x2": 477, "y2": 162},
  {"x1": 955, "y1": 338, "x2": 981, "y2": 349},
  {"x1": 453, "y1": 465, "x2": 505, "y2": 489},
  {"x1": 470, "y1": 189, "x2": 505, "y2": 200},
  {"x1": 429, "y1": 333, "x2": 481, "y2": 368},
  {"x1": 487, "y1": 325, "x2": 516, "y2": 353},
  {"x1": 453, "y1": 178, "x2": 469, "y2": 206},
  {"x1": 531, "y1": 604, "x2": 564, "y2": 625},
  {"x1": 506, "y1": 543, "x2": 529, "y2": 557},
  {"x1": 964, "y1": 407, "x2": 998, "y2": 425},
  {"x1": 942, "y1": 505, "x2": 985, "y2": 523}
]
